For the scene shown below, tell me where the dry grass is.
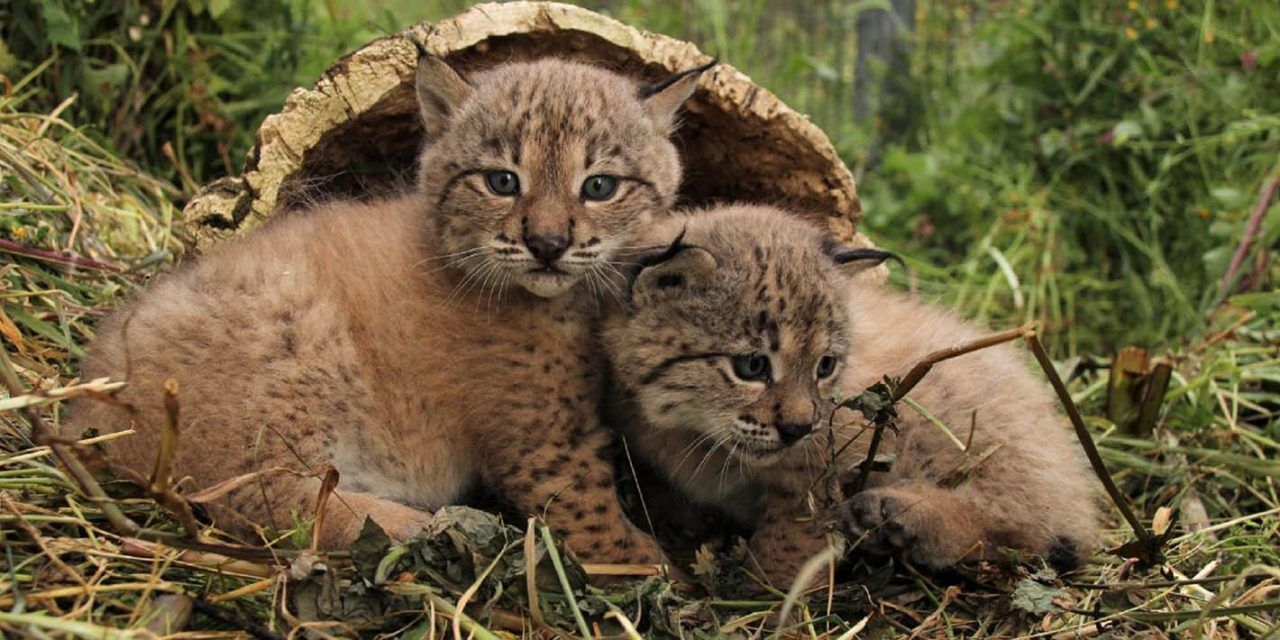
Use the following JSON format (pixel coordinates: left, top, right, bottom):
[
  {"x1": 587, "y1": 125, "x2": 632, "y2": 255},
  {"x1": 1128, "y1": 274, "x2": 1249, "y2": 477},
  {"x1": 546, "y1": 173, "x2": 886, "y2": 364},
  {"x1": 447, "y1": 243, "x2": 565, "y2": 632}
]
[{"x1": 1, "y1": 61, "x2": 1279, "y2": 640}]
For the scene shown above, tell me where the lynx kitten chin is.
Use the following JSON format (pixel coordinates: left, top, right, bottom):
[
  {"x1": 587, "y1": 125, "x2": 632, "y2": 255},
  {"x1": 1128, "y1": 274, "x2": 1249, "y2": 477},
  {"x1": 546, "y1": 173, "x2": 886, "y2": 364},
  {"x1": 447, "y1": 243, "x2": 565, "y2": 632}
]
[
  {"x1": 603, "y1": 204, "x2": 1100, "y2": 586},
  {"x1": 67, "y1": 53, "x2": 709, "y2": 568}
]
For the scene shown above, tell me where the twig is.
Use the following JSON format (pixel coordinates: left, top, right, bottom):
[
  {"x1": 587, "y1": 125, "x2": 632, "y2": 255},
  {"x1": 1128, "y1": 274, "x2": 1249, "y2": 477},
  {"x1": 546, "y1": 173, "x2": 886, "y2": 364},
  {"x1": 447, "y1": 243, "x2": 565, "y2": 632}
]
[
  {"x1": 0, "y1": 492, "x2": 86, "y2": 586},
  {"x1": 1, "y1": 348, "x2": 319, "y2": 566},
  {"x1": 893, "y1": 324, "x2": 1034, "y2": 402},
  {"x1": 1025, "y1": 332, "x2": 1164, "y2": 566},
  {"x1": 310, "y1": 467, "x2": 340, "y2": 552},
  {"x1": 848, "y1": 324, "x2": 1032, "y2": 494},
  {"x1": 1219, "y1": 156, "x2": 1280, "y2": 296},
  {"x1": 147, "y1": 379, "x2": 201, "y2": 538},
  {"x1": 0, "y1": 345, "x2": 140, "y2": 535},
  {"x1": 0, "y1": 237, "x2": 125, "y2": 272},
  {"x1": 190, "y1": 597, "x2": 283, "y2": 640}
]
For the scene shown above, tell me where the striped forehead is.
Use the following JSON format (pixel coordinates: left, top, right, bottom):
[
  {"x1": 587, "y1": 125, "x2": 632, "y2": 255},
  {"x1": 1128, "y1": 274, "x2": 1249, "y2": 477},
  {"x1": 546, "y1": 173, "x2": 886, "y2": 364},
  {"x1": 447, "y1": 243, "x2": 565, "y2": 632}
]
[
  {"x1": 475, "y1": 79, "x2": 645, "y2": 171},
  {"x1": 738, "y1": 248, "x2": 844, "y2": 359}
]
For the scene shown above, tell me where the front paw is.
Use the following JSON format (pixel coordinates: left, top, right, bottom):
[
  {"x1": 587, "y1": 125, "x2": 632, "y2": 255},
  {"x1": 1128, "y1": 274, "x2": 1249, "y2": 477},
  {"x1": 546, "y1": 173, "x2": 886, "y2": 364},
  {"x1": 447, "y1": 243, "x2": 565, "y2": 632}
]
[
  {"x1": 845, "y1": 487, "x2": 968, "y2": 569},
  {"x1": 846, "y1": 489, "x2": 915, "y2": 557}
]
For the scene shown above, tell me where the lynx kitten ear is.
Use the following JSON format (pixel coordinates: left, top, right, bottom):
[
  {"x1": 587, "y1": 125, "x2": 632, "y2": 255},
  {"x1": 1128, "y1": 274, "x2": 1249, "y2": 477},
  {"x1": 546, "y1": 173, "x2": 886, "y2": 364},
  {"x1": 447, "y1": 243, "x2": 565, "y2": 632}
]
[
  {"x1": 631, "y1": 229, "x2": 718, "y2": 304},
  {"x1": 639, "y1": 60, "x2": 716, "y2": 134},
  {"x1": 412, "y1": 44, "x2": 472, "y2": 139},
  {"x1": 823, "y1": 238, "x2": 904, "y2": 276}
]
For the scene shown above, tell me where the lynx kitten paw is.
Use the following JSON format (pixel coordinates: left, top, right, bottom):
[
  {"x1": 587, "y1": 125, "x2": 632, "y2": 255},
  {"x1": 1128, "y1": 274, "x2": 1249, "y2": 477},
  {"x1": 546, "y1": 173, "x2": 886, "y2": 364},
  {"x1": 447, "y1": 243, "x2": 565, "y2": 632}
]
[{"x1": 845, "y1": 487, "x2": 974, "y2": 569}]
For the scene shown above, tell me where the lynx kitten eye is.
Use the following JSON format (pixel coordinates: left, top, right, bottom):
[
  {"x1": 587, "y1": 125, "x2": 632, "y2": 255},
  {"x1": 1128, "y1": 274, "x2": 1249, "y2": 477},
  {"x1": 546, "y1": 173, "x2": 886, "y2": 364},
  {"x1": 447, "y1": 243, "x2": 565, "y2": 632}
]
[
  {"x1": 731, "y1": 353, "x2": 771, "y2": 382},
  {"x1": 484, "y1": 170, "x2": 520, "y2": 196},
  {"x1": 581, "y1": 175, "x2": 619, "y2": 201},
  {"x1": 816, "y1": 355, "x2": 838, "y2": 379}
]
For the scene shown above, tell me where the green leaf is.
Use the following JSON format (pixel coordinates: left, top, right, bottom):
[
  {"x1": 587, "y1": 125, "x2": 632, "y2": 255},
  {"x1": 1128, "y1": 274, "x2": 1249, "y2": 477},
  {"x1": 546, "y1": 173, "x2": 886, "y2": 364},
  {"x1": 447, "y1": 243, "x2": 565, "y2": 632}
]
[
  {"x1": 208, "y1": 0, "x2": 233, "y2": 19},
  {"x1": 1229, "y1": 291, "x2": 1280, "y2": 312},
  {"x1": 39, "y1": 2, "x2": 81, "y2": 51},
  {"x1": 1210, "y1": 187, "x2": 1246, "y2": 209}
]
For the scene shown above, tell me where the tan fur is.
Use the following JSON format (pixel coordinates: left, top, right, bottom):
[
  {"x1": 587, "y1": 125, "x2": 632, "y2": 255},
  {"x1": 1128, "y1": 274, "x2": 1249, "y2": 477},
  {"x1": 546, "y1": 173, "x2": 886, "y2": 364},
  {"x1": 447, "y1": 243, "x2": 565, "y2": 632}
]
[
  {"x1": 603, "y1": 205, "x2": 1100, "y2": 586},
  {"x1": 66, "y1": 57, "x2": 704, "y2": 564}
]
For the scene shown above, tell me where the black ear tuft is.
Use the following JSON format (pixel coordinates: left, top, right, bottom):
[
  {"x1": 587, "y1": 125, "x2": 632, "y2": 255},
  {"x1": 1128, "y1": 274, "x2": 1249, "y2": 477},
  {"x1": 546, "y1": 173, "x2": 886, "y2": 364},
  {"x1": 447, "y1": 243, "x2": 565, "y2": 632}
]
[
  {"x1": 629, "y1": 228, "x2": 718, "y2": 303},
  {"x1": 638, "y1": 225, "x2": 693, "y2": 268},
  {"x1": 828, "y1": 245, "x2": 905, "y2": 269},
  {"x1": 829, "y1": 244, "x2": 901, "y2": 264},
  {"x1": 638, "y1": 59, "x2": 719, "y2": 99}
]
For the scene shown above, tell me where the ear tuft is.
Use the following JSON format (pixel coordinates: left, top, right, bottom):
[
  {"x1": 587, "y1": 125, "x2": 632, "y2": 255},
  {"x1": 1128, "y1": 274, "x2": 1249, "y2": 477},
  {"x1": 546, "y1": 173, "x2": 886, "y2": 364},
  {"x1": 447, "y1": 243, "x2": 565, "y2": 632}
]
[
  {"x1": 824, "y1": 239, "x2": 904, "y2": 275},
  {"x1": 412, "y1": 43, "x2": 472, "y2": 139},
  {"x1": 640, "y1": 59, "x2": 717, "y2": 134},
  {"x1": 631, "y1": 232, "x2": 718, "y2": 304}
]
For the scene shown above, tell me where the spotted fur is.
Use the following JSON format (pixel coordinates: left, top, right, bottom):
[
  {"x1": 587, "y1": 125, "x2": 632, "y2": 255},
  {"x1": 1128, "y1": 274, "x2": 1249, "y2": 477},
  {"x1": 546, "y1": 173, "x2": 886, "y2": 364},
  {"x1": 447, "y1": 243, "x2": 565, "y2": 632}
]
[
  {"x1": 603, "y1": 205, "x2": 1100, "y2": 587},
  {"x1": 66, "y1": 56, "x2": 706, "y2": 566}
]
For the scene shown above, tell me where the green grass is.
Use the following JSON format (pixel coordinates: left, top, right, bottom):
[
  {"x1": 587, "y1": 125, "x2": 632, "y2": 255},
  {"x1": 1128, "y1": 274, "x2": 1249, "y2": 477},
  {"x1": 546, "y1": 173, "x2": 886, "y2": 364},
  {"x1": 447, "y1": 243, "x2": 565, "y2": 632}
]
[{"x1": 0, "y1": 0, "x2": 1278, "y2": 637}]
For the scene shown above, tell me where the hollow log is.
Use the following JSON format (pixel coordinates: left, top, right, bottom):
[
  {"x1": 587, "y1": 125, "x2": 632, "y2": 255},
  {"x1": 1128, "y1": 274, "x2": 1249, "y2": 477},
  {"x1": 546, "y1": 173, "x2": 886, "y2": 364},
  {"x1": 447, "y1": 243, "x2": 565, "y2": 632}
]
[{"x1": 182, "y1": 1, "x2": 875, "y2": 260}]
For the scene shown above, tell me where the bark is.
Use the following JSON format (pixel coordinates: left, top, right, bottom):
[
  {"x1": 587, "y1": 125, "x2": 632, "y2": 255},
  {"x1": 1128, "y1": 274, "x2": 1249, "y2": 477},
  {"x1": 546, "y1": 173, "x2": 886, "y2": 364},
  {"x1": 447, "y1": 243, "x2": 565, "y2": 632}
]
[{"x1": 183, "y1": 1, "x2": 876, "y2": 258}]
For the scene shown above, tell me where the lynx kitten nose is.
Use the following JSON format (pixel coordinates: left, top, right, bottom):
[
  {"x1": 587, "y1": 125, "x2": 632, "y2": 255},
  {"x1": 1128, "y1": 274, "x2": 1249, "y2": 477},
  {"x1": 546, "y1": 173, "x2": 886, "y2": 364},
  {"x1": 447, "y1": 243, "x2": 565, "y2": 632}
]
[
  {"x1": 776, "y1": 421, "x2": 813, "y2": 445},
  {"x1": 525, "y1": 233, "x2": 569, "y2": 263}
]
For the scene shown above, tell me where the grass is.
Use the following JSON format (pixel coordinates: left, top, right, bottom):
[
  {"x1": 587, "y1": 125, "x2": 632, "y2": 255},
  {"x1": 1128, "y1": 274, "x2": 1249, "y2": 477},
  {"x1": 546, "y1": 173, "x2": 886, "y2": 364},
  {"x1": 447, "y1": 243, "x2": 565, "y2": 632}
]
[{"x1": 1, "y1": 0, "x2": 1278, "y2": 637}]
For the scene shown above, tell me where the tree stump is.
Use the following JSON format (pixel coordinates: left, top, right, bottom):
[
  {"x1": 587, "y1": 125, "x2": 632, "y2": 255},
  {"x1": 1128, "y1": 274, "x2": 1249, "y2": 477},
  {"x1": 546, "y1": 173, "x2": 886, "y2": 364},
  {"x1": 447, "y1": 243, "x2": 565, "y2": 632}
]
[{"x1": 182, "y1": 1, "x2": 875, "y2": 258}]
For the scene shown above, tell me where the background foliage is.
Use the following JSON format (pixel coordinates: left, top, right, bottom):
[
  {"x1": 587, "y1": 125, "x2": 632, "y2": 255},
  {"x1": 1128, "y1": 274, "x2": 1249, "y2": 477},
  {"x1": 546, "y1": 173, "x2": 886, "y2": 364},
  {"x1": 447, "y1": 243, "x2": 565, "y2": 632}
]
[
  {"x1": 0, "y1": 0, "x2": 1277, "y2": 637},
  {"x1": 2, "y1": 0, "x2": 1274, "y2": 354}
]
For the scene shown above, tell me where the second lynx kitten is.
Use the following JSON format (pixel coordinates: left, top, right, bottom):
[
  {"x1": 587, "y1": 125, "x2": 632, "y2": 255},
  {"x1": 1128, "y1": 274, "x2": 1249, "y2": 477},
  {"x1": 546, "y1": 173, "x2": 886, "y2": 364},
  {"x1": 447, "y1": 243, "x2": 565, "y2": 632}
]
[
  {"x1": 67, "y1": 54, "x2": 707, "y2": 564},
  {"x1": 603, "y1": 205, "x2": 1099, "y2": 585}
]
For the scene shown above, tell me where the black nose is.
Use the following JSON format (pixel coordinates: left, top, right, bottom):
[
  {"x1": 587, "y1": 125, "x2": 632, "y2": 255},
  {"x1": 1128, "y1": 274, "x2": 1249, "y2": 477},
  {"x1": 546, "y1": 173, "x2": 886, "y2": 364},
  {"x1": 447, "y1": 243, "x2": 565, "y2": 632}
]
[
  {"x1": 776, "y1": 421, "x2": 813, "y2": 446},
  {"x1": 524, "y1": 233, "x2": 569, "y2": 263}
]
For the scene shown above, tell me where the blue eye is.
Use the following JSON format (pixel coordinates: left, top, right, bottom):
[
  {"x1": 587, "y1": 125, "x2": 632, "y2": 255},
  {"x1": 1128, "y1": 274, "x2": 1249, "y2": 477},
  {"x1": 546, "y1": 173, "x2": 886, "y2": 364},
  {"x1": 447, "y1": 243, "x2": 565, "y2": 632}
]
[
  {"x1": 816, "y1": 355, "x2": 838, "y2": 379},
  {"x1": 731, "y1": 354, "x2": 771, "y2": 382},
  {"x1": 581, "y1": 175, "x2": 619, "y2": 201},
  {"x1": 485, "y1": 170, "x2": 520, "y2": 196}
]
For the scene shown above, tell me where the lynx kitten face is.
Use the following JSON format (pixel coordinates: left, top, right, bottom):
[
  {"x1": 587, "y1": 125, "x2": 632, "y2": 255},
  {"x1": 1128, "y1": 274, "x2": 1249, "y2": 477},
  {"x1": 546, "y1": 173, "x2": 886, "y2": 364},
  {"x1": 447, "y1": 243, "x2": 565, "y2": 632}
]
[
  {"x1": 416, "y1": 57, "x2": 701, "y2": 298},
  {"x1": 604, "y1": 207, "x2": 864, "y2": 467},
  {"x1": 605, "y1": 205, "x2": 1099, "y2": 585}
]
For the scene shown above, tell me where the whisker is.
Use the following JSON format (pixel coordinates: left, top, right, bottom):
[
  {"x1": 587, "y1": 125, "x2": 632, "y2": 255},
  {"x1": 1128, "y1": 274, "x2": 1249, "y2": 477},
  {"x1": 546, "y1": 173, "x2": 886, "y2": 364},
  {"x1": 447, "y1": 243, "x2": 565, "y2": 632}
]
[
  {"x1": 671, "y1": 429, "x2": 721, "y2": 475},
  {"x1": 589, "y1": 265, "x2": 624, "y2": 307},
  {"x1": 718, "y1": 440, "x2": 742, "y2": 494},
  {"x1": 690, "y1": 430, "x2": 733, "y2": 484},
  {"x1": 446, "y1": 258, "x2": 496, "y2": 306},
  {"x1": 423, "y1": 251, "x2": 486, "y2": 276},
  {"x1": 585, "y1": 270, "x2": 601, "y2": 313},
  {"x1": 414, "y1": 246, "x2": 487, "y2": 267}
]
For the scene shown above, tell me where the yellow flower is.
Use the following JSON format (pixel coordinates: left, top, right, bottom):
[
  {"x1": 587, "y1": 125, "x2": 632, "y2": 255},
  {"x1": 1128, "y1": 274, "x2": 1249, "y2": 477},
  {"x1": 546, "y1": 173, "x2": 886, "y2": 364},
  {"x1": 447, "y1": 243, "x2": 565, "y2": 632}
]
[
  {"x1": 11, "y1": 227, "x2": 26, "y2": 239},
  {"x1": 1146, "y1": 17, "x2": 1157, "y2": 29},
  {"x1": 1125, "y1": 26, "x2": 1139, "y2": 40},
  {"x1": 1165, "y1": 0, "x2": 1177, "y2": 9},
  {"x1": 1205, "y1": 28, "x2": 1215, "y2": 44},
  {"x1": 1128, "y1": 0, "x2": 1138, "y2": 9},
  {"x1": 1197, "y1": 208, "x2": 1212, "y2": 220}
]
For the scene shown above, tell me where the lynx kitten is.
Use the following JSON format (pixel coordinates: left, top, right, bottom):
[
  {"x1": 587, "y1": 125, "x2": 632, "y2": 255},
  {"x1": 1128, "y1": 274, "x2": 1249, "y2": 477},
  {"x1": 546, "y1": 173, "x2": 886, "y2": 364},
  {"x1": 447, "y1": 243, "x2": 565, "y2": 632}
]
[
  {"x1": 68, "y1": 53, "x2": 708, "y2": 565},
  {"x1": 603, "y1": 205, "x2": 1099, "y2": 585}
]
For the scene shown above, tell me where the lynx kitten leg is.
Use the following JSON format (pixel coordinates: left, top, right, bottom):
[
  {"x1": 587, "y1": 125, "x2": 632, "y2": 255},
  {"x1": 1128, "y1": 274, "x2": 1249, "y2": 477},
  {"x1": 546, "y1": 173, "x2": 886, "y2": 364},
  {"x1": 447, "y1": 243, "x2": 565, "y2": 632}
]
[
  {"x1": 482, "y1": 428, "x2": 661, "y2": 565},
  {"x1": 206, "y1": 466, "x2": 432, "y2": 547},
  {"x1": 312, "y1": 488, "x2": 434, "y2": 546},
  {"x1": 749, "y1": 486, "x2": 840, "y2": 590},
  {"x1": 846, "y1": 483, "x2": 984, "y2": 568},
  {"x1": 846, "y1": 416, "x2": 1098, "y2": 570}
]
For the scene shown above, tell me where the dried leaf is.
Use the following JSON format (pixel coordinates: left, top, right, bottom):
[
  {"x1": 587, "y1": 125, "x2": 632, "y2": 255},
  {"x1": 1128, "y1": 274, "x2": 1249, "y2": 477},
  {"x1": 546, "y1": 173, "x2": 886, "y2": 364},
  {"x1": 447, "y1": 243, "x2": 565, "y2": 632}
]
[{"x1": 1011, "y1": 578, "x2": 1064, "y2": 615}]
